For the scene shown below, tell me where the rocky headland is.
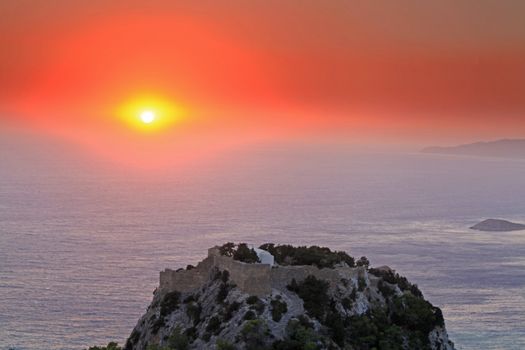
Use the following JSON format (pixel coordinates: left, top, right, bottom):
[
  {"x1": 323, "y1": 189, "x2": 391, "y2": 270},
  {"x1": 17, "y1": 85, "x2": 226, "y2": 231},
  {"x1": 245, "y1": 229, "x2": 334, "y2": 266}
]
[
  {"x1": 90, "y1": 243, "x2": 455, "y2": 350},
  {"x1": 422, "y1": 139, "x2": 525, "y2": 159}
]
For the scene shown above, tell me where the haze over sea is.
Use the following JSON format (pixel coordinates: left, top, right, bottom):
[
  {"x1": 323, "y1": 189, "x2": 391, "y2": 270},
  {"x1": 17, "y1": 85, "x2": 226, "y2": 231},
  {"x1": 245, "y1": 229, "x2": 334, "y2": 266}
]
[{"x1": 1, "y1": 140, "x2": 525, "y2": 350}]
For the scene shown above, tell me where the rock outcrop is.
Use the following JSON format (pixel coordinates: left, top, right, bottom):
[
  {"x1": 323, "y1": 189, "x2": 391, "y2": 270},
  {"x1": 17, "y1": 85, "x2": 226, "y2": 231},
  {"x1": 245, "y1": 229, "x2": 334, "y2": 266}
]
[
  {"x1": 470, "y1": 219, "x2": 525, "y2": 232},
  {"x1": 122, "y1": 243, "x2": 455, "y2": 350}
]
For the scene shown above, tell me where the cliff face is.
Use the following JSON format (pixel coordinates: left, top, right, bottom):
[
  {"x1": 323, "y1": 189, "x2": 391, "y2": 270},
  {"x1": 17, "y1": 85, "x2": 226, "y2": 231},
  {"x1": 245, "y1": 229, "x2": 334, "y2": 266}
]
[{"x1": 123, "y1": 244, "x2": 455, "y2": 350}]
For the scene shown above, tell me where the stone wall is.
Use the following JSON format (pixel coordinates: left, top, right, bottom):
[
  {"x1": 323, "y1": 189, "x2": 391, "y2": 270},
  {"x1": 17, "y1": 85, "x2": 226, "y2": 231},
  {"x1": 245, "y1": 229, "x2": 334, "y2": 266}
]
[
  {"x1": 159, "y1": 247, "x2": 272, "y2": 296},
  {"x1": 159, "y1": 256, "x2": 214, "y2": 293},
  {"x1": 213, "y1": 254, "x2": 271, "y2": 296},
  {"x1": 159, "y1": 246, "x2": 363, "y2": 297},
  {"x1": 159, "y1": 268, "x2": 205, "y2": 293},
  {"x1": 270, "y1": 265, "x2": 363, "y2": 291}
]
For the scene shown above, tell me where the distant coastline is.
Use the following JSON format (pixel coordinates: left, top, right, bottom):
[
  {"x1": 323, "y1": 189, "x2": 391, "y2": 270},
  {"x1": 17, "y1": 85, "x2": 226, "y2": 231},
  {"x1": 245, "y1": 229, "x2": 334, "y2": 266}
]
[{"x1": 422, "y1": 139, "x2": 525, "y2": 159}]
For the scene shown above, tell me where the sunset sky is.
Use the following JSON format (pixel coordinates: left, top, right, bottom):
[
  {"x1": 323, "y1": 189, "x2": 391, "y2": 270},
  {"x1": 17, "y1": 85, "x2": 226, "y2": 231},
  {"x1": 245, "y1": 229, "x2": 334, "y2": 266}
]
[{"x1": 1, "y1": 1, "x2": 525, "y2": 168}]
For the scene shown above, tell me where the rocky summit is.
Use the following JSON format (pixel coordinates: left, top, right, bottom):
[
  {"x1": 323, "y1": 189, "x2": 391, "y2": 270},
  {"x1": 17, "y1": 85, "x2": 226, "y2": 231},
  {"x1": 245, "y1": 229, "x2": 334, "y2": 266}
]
[{"x1": 95, "y1": 243, "x2": 456, "y2": 350}]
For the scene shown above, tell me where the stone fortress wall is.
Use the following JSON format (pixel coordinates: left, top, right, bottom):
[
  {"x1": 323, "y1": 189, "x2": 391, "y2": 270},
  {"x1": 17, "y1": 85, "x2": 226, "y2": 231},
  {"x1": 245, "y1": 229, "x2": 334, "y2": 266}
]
[{"x1": 159, "y1": 246, "x2": 365, "y2": 297}]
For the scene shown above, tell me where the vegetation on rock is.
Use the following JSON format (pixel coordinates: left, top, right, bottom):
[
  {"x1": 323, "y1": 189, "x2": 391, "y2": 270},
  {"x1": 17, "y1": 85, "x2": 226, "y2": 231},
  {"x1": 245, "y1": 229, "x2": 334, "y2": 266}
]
[
  {"x1": 216, "y1": 339, "x2": 236, "y2": 350},
  {"x1": 219, "y1": 242, "x2": 260, "y2": 263},
  {"x1": 160, "y1": 291, "x2": 181, "y2": 317},
  {"x1": 240, "y1": 319, "x2": 272, "y2": 350},
  {"x1": 87, "y1": 342, "x2": 122, "y2": 350},
  {"x1": 259, "y1": 243, "x2": 355, "y2": 268},
  {"x1": 100, "y1": 243, "x2": 454, "y2": 350},
  {"x1": 272, "y1": 316, "x2": 322, "y2": 350},
  {"x1": 356, "y1": 256, "x2": 370, "y2": 268},
  {"x1": 145, "y1": 327, "x2": 189, "y2": 350},
  {"x1": 287, "y1": 276, "x2": 330, "y2": 320},
  {"x1": 270, "y1": 297, "x2": 288, "y2": 322},
  {"x1": 369, "y1": 267, "x2": 423, "y2": 298}
]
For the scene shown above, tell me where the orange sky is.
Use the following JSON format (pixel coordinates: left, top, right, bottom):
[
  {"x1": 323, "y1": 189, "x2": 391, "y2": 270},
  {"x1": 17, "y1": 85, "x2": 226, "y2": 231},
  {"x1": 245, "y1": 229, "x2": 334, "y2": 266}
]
[{"x1": 1, "y1": 1, "x2": 525, "y2": 167}]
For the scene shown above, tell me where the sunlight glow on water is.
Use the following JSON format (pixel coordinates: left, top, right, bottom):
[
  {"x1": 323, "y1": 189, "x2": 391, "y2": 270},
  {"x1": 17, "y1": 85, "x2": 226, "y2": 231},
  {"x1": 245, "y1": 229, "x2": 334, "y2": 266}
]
[{"x1": 1, "y1": 151, "x2": 524, "y2": 350}]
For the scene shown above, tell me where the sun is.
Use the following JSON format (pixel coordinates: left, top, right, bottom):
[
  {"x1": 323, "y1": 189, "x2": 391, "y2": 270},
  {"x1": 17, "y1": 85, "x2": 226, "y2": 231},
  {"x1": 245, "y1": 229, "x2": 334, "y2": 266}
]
[
  {"x1": 140, "y1": 110, "x2": 155, "y2": 124},
  {"x1": 117, "y1": 95, "x2": 187, "y2": 132}
]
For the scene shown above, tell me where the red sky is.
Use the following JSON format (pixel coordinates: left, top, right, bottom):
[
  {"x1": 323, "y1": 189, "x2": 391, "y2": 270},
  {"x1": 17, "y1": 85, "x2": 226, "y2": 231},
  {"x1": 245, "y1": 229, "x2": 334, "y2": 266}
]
[{"x1": 1, "y1": 1, "x2": 525, "y2": 167}]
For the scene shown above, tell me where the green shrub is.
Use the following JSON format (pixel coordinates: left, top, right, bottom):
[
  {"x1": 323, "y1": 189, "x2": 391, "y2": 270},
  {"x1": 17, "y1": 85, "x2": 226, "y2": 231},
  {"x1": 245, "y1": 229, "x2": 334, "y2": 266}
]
[
  {"x1": 243, "y1": 310, "x2": 256, "y2": 320},
  {"x1": 368, "y1": 268, "x2": 423, "y2": 298},
  {"x1": 223, "y1": 301, "x2": 241, "y2": 321},
  {"x1": 410, "y1": 284, "x2": 423, "y2": 298},
  {"x1": 217, "y1": 283, "x2": 231, "y2": 303},
  {"x1": 378, "y1": 280, "x2": 395, "y2": 299},
  {"x1": 233, "y1": 243, "x2": 260, "y2": 263},
  {"x1": 206, "y1": 315, "x2": 222, "y2": 335},
  {"x1": 391, "y1": 294, "x2": 443, "y2": 335},
  {"x1": 270, "y1": 298, "x2": 288, "y2": 322},
  {"x1": 252, "y1": 300, "x2": 266, "y2": 315},
  {"x1": 88, "y1": 342, "x2": 122, "y2": 350},
  {"x1": 246, "y1": 296, "x2": 265, "y2": 314},
  {"x1": 240, "y1": 319, "x2": 271, "y2": 349},
  {"x1": 185, "y1": 302, "x2": 202, "y2": 325},
  {"x1": 216, "y1": 339, "x2": 236, "y2": 350},
  {"x1": 259, "y1": 244, "x2": 355, "y2": 268},
  {"x1": 184, "y1": 326, "x2": 198, "y2": 342},
  {"x1": 346, "y1": 308, "x2": 404, "y2": 350},
  {"x1": 246, "y1": 295, "x2": 260, "y2": 305},
  {"x1": 335, "y1": 294, "x2": 442, "y2": 349},
  {"x1": 342, "y1": 297, "x2": 353, "y2": 310},
  {"x1": 145, "y1": 345, "x2": 163, "y2": 350},
  {"x1": 213, "y1": 269, "x2": 223, "y2": 281},
  {"x1": 272, "y1": 318, "x2": 322, "y2": 350},
  {"x1": 287, "y1": 276, "x2": 330, "y2": 320},
  {"x1": 296, "y1": 315, "x2": 314, "y2": 329},
  {"x1": 356, "y1": 256, "x2": 370, "y2": 268},
  {"x1": 219, "y1": 242, "x2": 236, "y2": 257},
  {"x1": 218, "y1": 243, "x2": 260, "y2": 263},
  {"x1": 357, "y1": 276, "x2": 367, "y2": 291},
  {"x1": 221, "y1": 270, "x2": 230, "y2": 283},
  {"x1": 325, "y1": 311, "x2": 345, "y2": 346},
  {"x1": 183, "y1": 294, "x2": 196, "y2": 304},
  {"x1": 150, "y1": 316, "x2": 165, "y2": 334},
  {"x1": 167, "y1": 327, "x2": 189, "y2": 350},
  {"x1": 160, "y1": 291, "x2": 181, "y2": 317}
]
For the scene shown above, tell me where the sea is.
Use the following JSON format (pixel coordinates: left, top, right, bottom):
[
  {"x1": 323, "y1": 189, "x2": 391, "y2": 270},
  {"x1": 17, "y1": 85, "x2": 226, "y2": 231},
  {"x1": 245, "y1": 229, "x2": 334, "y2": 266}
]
[{"x1": 1, "y1": 141, "x2": 525, "y2": 350}]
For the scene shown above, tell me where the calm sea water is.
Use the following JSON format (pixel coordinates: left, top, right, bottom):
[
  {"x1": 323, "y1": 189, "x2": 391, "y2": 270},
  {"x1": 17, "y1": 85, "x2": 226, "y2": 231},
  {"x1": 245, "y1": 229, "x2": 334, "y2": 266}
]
[{"x1": 1, "y1": 144, "x2": 525, "y2": 350}]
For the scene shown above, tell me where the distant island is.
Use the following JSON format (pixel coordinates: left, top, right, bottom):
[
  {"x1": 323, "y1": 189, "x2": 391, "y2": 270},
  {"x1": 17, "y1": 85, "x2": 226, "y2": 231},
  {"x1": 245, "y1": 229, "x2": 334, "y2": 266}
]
[
  {"x1": 471, "y1": 219, "x2": 525, "y2": 232},
  {"x1": 422, "y1": 139, "x2": 525, "y2": 159},
  {"x1": 89, "y1": 243, "x2": 455, "y2": 350}
]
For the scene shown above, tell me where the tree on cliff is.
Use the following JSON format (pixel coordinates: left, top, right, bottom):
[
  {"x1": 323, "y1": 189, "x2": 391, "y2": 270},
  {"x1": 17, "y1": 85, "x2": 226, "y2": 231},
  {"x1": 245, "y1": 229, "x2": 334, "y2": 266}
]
[{"x1": 218, "y1": 242, "x2": 260, "y2": 263}]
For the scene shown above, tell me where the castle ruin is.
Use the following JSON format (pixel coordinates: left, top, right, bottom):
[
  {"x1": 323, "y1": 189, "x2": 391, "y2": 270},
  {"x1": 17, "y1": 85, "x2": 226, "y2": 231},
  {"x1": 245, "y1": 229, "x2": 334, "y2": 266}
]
[{"x1": 159, "y1": 246, "x2": 365, "y2": 297}]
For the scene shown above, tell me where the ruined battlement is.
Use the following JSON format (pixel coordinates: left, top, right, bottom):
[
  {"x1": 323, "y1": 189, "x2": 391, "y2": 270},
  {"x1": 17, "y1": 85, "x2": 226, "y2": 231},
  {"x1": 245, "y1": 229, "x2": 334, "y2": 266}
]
[{"x1": 159, "y1": 246, "x2": 363, "y2": 297}]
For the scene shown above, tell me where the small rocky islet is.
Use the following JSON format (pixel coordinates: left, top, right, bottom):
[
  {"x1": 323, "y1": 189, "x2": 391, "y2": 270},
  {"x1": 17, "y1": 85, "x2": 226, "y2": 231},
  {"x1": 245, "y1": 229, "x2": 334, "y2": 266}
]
[
  {"x1": 89, "y1": 243, "x2": 455, "y2": 350},
  {"x1": 470, "y1": 219, "x2": 525, "y2": 232}
]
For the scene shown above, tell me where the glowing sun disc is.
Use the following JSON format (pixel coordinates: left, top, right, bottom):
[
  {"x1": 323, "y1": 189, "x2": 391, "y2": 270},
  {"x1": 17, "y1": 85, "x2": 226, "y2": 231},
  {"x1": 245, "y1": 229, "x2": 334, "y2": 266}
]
[
  {"x1": 117, "y1": 95, "x2": 186, "y2": 132},
  {"x1": 140, "y1": 111, "x2": 155, "y2": 124}
]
